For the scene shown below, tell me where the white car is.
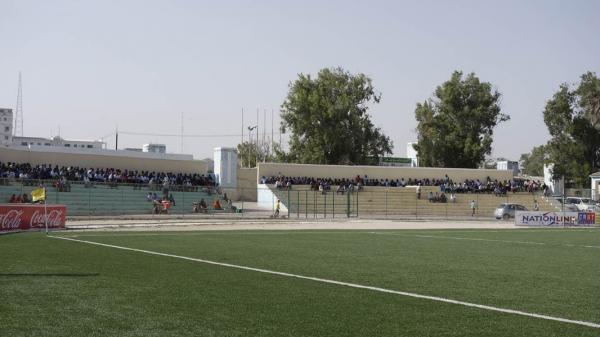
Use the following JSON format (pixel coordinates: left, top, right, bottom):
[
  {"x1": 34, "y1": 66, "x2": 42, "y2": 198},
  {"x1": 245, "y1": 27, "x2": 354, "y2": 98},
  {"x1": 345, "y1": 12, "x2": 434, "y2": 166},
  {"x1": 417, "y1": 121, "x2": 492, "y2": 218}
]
[{"x1": 565, "y1": 197, "x2": 596, "y2": 211}]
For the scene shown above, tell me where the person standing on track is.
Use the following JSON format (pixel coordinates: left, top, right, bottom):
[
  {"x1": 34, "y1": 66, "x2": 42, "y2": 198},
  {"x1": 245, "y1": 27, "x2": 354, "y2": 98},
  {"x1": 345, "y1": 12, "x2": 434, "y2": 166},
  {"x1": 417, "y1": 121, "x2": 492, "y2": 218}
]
[
  {"x1": 470, "y1": 200, "x2": 476, "y2": 216},
  {"x1": 274, "y1": 199, "x2": 281, "y2": 217}
]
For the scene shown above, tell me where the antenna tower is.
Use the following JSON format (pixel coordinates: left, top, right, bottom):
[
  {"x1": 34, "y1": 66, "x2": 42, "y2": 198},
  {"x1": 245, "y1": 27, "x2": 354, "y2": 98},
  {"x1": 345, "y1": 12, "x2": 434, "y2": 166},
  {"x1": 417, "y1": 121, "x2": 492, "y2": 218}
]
[{"x1": 14, "y1": 72, "x2": 23, "y2": 136}]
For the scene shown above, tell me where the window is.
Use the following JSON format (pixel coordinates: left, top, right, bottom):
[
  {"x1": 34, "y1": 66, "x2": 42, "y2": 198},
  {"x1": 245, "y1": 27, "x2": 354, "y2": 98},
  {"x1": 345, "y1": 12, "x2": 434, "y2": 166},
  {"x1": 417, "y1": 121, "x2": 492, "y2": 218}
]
[
  {"x1": 21, "y1": 142, "x2": 28, "y2": 146},
  {"x1": 4, "y1": 136, "x2": 8, "y2": 140},
  {"x1": 73, "y1": 144, "x2": 77, "y2": 148},
  {"x1": 44, "y1": 143, "x2": 51, "y2": 146},
  {"x1": 87, "y1": 145, "x2": 93, "y2": 148},
  {"x1": 37, "y1": 143, "x2": 41, "y2": 146},
  {"x1": 4, "y1": 126, "x2": 8, "y2": 132},
  {"x1": 64, "y1": 144, "x2": 70, "y2": 147}
]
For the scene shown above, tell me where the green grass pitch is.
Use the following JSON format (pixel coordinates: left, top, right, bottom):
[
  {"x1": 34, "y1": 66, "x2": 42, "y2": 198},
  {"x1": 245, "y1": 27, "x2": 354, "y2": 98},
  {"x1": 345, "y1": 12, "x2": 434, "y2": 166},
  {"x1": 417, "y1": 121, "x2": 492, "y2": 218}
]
[{"x1": 1, "y1": 228, "x2": 600, "y2": 336}]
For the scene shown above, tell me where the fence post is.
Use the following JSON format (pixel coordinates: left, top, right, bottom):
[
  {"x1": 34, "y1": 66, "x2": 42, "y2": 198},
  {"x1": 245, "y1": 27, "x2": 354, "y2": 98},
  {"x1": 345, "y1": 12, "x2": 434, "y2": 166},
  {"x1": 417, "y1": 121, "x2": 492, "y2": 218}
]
[
  {"x1": 314, "y1": 190, "x2": 317, "y2": 218},
  {"x1": 305, "y1": 190, "x2": 308, "y2": 218},
  {"x1": 445, "y1": 198, "x2": 448, "y2": 219},
  {"x1": 324, "y1": 192, "x2": 327, "y2": 218},
  {"x1": 385, "y1": 190, "x2": 388, "y2": 218},
  {"x1": 415, "y1": 191, "x2": 418, "y2": 220},
  {"x1": 356, "y1": 190, "x2": 359, "y2": 217},
  {"x1": 346, "y1": 190, "x2": 350, "y2": 218},
  {"x1": 88, "y1": 188, "x2": 91, "y2": 217},
  {"x1": 287, "y1": 189, "x2": 291, "y2": 219},
  {"x1": 476, "y1": 194, "x2": 479, "y2": 219},
  {"x1": 332, "y1": 191, "x2": 335, "y2": 218},
  {"x1": 297, "y1": 191, "x2": 300, "y2": 218}
]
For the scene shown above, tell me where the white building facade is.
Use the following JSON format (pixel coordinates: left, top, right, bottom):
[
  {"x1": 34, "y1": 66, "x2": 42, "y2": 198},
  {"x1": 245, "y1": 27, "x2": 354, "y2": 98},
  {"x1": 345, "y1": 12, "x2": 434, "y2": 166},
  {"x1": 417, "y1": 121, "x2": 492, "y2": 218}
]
[
  {"x1": 0, "y1": 108, "x2": 13, "y2": 145},
  {"x1": 406, "y1": 142, "x2": 418, "y2": 167}
]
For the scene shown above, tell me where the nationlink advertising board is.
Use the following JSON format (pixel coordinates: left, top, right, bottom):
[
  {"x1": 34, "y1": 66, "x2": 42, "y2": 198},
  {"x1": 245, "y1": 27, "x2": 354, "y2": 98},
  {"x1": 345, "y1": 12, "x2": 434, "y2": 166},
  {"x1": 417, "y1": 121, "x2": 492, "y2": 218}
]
[{"x1": 515, "y1": 211, "x2": 597, "y2": 227}]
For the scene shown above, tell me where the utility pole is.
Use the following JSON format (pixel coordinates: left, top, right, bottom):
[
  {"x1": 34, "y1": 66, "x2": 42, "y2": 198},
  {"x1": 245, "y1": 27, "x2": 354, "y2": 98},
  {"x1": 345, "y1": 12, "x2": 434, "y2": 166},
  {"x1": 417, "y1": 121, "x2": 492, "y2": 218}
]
[
  {"x1": 14, "y1": 71, "x2": 23, "y2": 137},
  {"x1": 256, "y1": 108, "x2": 259, "y2": 166},
  {"x1": 241, "y1": 108, "x2": 244, "y2": 147},
  {"x1": 180, "y1": 112, "x2": 184, "y2": 153},
  {"x1": 271, "y1": 108, "x2": 274, "y2": 159}
]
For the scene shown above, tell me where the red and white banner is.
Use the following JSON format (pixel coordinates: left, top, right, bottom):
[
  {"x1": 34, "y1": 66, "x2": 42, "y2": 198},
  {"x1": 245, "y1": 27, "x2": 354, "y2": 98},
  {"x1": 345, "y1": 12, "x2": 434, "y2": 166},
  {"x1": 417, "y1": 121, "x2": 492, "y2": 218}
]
[{"x1": 0, "y1": 204, "x2": 66, "y2": 232}]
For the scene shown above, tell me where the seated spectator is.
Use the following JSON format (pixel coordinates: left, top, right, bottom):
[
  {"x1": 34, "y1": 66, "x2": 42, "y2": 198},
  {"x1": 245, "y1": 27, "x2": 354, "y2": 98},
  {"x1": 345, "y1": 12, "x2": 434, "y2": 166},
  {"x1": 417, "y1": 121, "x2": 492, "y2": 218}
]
[
  {"x1": 168, "y1": 193, "x2": 176, "y2": 206},
  {"x1": 450, "y1": 192, "x2": 457, "y2": 203},
  {"x1": 9, "y1": 194, "x2": 17, "y2": 203},
  {"x1": 427, "y1": 191, "x2": 433, "y2": 202},
  {"x1": 146, "y1": 192, "x2": 153, "y2": 202},
  {"x1": 21, "y1": 193, "x2": 30, "y2": 203},
  {"x1": 227, "y1": 199, "x2": 236, "y2": 211},
  {"x1": 193, "y1": 198, "x2": 208, "y2": 213},
  {"x1": 159, "y1": 198, "x2": 171, "y2": 214},
  {"x1": 336, "y1": 184, "x2": 345, "y2": 195},
  {"x1": 213, "y1": 199, "x2": 222, "y2": 210}
]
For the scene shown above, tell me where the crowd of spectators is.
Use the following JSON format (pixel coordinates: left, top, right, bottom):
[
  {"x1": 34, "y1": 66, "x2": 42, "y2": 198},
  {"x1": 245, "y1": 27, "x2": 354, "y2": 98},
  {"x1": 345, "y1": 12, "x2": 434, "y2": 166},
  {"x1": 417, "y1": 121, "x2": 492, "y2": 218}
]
[
  {"x1": 261, "y1": 174, "x2": 545, "y2": 195},
  {"x1": 0, "y1": 162, "x2": 216, "y2": 188}
]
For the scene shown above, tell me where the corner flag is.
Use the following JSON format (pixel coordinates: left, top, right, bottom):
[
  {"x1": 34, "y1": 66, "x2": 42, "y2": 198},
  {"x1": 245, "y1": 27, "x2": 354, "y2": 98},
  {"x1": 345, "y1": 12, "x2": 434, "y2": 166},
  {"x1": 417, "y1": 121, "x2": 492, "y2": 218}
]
[{"x1": 31, "y1": 188, "x2": 46, "y2": 203}]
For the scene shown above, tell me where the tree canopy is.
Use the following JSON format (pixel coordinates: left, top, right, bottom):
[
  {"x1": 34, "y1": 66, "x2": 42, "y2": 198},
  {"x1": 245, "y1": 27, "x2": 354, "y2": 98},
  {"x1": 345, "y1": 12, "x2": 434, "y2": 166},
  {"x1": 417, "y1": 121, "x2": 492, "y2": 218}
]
[
  {"x1": 519, "y1": 145, "x2": 546, "y2": 177},
  {"x1": 543, "y1": 72, "x2": 600, "y2": 186},
  {"x1": 414, "y1": 71, "x2": 509, "y2": 168},
  {"x1": 237, "y1": 141, "x2": 284, "y2": 168},
  {"x1": 279, "y1": 67, "x2": 392, "y2": 165}
]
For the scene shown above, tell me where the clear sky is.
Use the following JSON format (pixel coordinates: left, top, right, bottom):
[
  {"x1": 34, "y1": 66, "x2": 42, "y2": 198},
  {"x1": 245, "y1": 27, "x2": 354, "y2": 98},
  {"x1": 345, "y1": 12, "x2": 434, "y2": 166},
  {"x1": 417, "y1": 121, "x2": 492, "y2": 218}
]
[{"x1": 1, "y1": 0, "x2": 599, "y2": 161}]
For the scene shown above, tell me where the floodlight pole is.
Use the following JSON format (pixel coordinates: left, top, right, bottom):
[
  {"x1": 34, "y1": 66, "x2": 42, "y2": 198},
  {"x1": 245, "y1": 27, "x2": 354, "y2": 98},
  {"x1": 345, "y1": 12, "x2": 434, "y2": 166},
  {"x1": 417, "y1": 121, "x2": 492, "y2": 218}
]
[
  {"x1": 562, "y1": 175, "x2": 565, "y2": 228},
  {"x1": 44, "y1": 187, "x2": 48, "y2": 235}
]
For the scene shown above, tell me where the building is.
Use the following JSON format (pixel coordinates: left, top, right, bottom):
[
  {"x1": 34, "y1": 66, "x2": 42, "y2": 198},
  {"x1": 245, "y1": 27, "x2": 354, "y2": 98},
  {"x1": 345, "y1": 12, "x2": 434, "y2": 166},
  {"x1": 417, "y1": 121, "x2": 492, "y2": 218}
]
[
  {"x1": 12, "y1": 135, "x2": 104, "y2": 149},
  {"x1": 0, "y1": 108, "x2": 13, "y2": 145},
  {"x1": 143, "y1": 143, "x2": 166, "y2": 154},
  {"x1": 378, "y1": 157, "x2": 413, "y2": 167},
  {"x1": 496, "y1": 160, "x2": 520, "y2": 176},
  {"x1": 406, "y1": 142, "x2": 418, "y2": 167}
]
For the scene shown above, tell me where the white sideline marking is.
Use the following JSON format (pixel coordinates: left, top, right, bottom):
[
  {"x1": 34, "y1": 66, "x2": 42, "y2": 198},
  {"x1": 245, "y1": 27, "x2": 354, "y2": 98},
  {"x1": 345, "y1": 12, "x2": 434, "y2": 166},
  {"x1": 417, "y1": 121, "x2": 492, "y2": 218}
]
[
  {"x1": 50, "y1": 235, "x2": 600, "y2": 329},
  {"x1": 370, "y1": 232, "x2": 600, "y2": 249},
  {"x1": 64, "y1": 231, "x2": 362, "y2": 238}
]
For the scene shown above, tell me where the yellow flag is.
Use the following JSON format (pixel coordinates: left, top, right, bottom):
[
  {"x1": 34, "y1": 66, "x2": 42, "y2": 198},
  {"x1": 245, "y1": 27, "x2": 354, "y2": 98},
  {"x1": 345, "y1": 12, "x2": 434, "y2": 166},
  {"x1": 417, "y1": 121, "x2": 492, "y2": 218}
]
[{"x1": 31, "y1": 188, "x2": 46, "y2": 202}]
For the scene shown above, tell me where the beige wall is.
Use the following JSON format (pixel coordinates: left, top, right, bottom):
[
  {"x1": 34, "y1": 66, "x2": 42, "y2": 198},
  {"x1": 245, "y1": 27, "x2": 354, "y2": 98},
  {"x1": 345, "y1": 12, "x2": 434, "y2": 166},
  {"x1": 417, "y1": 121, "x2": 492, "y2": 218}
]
[
  {"x1": 235, "y1": 167, "x2": 258, "y2": 201},
  {"x1": 0, "y1": 146, "x2": 207, "y2": 174},
  {"x1": 257, "y1": 163, "x2": 514, "y2": 183}
]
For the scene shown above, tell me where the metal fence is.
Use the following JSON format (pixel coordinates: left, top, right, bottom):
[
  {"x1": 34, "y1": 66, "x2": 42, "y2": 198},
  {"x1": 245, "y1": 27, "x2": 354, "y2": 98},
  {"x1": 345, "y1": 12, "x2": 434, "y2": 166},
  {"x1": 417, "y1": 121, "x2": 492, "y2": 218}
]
[{"x1": 0, "y1": 179, "x2": 553, "y2": 220}]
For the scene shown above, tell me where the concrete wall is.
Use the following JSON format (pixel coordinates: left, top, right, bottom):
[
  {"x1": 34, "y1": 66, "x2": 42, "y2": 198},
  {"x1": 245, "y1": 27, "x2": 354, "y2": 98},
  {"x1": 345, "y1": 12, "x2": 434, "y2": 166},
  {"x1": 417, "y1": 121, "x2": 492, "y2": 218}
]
[
  {"x1": 257, "y1": 163, "x2": 514, "y2": 183},
  {"x1": 236, "y1": 167, "x2": 258, "y2": 201},
  {"x1": 0, "y1": 146, "x2": 207, "y2": 174}
]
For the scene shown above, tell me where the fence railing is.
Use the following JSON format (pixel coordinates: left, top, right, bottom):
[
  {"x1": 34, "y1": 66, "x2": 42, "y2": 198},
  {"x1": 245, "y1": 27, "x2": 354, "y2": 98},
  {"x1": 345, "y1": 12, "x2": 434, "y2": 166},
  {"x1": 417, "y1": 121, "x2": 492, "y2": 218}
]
[{"x1": 0, "y1": 180, "x2": 556, "y2": 219}]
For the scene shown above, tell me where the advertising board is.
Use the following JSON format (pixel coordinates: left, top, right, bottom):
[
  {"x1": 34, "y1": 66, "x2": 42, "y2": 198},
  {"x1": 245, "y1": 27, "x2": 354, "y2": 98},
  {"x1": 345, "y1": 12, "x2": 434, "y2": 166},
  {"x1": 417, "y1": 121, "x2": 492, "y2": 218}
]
[
  {"x1": 515, "y1": 211, "x2": 596, "y2": 227},
  {"x1": 0, "y1": 204, "x2": 66, "y2": 232}
]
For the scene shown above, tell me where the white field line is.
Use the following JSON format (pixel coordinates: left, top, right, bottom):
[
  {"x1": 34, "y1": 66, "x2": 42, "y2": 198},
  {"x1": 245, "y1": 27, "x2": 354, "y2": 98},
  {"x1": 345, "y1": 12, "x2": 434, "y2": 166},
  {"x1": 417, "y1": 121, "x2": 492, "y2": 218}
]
[
  {"x1": 62, "y1": 231, "x2": 363, "y2": 238},
  {"x1": 370, "y1": 232, "x2": 600, "y2": 249},
  {"x1": 64, "y1": 231, "x2": 600, "y2": 249},
  {"x1": 50, "y1": 235, "x2": 600, "y2": 329}
]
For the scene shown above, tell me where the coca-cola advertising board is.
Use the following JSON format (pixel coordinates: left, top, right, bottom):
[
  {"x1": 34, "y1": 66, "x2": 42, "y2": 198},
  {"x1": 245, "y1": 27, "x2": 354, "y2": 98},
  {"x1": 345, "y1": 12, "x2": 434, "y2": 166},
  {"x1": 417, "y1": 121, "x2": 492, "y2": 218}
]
[{"x1": 0, "y1": 204, "x2": 66, "y2": 232}]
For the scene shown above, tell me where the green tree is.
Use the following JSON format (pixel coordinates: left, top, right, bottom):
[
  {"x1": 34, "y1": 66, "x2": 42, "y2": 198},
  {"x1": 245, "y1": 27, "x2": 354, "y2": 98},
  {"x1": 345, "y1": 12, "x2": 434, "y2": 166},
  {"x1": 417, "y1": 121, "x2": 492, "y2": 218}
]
[
  {"x1": 237, "y1": 141, "x2": 285, "y2": 168},
  {"x1": 519, "y1": 145, "x2": 546, "y2": 176},
  {"x1": 279, "y1": 67, "x2": 392, "y2": 165},
  {"x1": 414, "y1": 71, "x2": 509, "y2": 168},
  {"x1": 543, "y1": 72, "x2": 600, "y2": 186}
]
